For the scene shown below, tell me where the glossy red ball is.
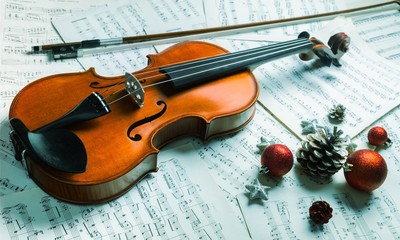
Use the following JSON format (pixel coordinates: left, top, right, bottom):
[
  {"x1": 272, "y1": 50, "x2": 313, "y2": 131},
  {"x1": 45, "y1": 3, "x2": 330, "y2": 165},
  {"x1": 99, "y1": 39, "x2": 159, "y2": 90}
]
[
  {"x1": 367, "y1": 126, "x2": 388, "y2": 146},
  {"x1": 344, "y1": 149, "x2": 387, "y2": 192},
  {"x1": 261, "y1": 144, "x2": 294, "y2": 177}
]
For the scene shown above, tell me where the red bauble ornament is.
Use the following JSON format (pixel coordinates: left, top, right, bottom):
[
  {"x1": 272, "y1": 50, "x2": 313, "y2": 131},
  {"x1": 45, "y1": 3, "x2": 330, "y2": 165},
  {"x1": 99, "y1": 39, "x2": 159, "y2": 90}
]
[
  {"x1": 367, "y1": 126, "x2": 391, "y2": 147},
  {"x1": 260, "y1": 144, "x2": 294, "y2": 177},
  {"x1": 344, "y1": 149, "x2": 387, "y2": 192}
]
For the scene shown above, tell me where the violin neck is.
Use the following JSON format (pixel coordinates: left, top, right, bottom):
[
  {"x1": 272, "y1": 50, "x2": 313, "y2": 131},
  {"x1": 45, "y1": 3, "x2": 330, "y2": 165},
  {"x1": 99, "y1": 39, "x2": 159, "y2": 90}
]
[{"x1": 160, "y1": 37, "x2": 314, "y2": 89}]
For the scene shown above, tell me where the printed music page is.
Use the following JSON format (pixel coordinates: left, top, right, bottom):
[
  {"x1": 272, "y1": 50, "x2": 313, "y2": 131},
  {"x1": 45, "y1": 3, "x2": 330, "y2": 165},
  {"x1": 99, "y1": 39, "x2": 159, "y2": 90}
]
[
  {"x1": 0, "y1": 143, "x2": 251, "y2": 239},
  {"x1": 351, "y1": 7, "x2": 400, "y2": 64},
  {"x1": 201, "y1": 0, "x2": 346, "y2": 41},
  {"x1": 52, "y1": 0, "x2": 211, "y2": 76},
  {"x1": 2, "y1": 1, "x2": 400, "y2": 240}
]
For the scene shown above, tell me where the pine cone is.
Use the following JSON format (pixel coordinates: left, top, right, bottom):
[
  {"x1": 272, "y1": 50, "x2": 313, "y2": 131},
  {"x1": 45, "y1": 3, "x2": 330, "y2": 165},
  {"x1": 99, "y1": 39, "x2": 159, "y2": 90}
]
[
  {"x1": 296, "y1": 127, "x2": 348, "y2": 178},
  {"x1": 309, "y1": 201, "x2": 333, "y2": 224},
  {"x1": 328, "y1": 104, "x2": 346, "y2": 122}
]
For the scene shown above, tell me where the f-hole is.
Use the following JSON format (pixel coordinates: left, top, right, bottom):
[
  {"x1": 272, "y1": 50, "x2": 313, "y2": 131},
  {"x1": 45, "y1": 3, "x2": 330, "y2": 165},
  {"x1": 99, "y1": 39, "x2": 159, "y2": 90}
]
[{"x1": 127, "y1": 101, "x2": 167, "y2": 141}]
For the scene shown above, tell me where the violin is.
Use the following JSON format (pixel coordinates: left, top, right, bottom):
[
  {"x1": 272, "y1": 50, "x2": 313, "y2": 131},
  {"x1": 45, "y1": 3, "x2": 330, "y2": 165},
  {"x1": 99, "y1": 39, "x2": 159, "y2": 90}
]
[{"x1": 8, "y1": 31, "x2": 349, "y2": 204}]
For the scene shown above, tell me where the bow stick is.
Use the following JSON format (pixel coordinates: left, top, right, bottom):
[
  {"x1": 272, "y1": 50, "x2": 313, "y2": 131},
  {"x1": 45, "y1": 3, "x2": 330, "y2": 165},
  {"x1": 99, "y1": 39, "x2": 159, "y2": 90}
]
[{"x1": 32, "y1": 1, "x2": 399, "y2": 60}]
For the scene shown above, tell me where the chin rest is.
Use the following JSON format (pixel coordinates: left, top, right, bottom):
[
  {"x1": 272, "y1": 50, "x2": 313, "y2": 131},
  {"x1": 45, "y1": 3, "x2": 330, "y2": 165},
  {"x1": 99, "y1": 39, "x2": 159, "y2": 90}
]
[{"x1": 9, "y1": 118, "x2": 87, "y2": 173}]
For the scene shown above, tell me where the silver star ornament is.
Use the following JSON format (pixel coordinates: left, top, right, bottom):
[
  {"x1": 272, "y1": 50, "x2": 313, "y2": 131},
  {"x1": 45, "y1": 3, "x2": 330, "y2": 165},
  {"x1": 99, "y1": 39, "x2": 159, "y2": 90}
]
[{"x1": 245, "y1": 180, "x2": 270, "y2": 200}]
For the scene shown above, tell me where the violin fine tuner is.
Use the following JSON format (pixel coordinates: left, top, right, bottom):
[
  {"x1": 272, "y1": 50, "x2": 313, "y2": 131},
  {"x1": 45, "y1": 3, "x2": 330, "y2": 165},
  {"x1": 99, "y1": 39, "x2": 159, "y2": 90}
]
[
  {"x1": 9, "y1": 31, "x2": 350, "y2": 203},
  {"x1": 125, "y1": 73, "x2": 145, "y2": 108}
]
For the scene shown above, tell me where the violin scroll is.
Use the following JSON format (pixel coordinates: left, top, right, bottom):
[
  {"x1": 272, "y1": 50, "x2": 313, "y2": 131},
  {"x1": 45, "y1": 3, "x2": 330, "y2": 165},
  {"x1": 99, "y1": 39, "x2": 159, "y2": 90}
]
[
  {"x1": 328, "y1": 32, "x2": 350, "y2": 56},
  {"x1": 299, "y1": 32, "x2": 350, "y2": 67}
]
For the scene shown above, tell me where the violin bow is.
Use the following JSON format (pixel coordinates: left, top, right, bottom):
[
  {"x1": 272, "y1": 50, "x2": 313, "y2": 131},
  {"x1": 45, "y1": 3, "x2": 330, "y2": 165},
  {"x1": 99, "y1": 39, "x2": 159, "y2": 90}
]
[{"x1": 33, "y1": 1, "x2": 400, "y2": 59}]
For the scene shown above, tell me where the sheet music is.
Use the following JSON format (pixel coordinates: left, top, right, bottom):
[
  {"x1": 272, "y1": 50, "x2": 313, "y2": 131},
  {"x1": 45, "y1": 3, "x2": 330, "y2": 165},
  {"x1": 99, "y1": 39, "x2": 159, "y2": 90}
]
[
  {"x1": 343, "y1": 0, "x2": 400, "y2": 64},
  {"x1": 0, "y1": 160, "x2": 36, "y2": 196},
  {"x1": 0, "y1": 143, "x2": 250, "y2": 240},
  {"x1": 202, "y1": 0, "x2": 346, "y2": 40},
  {"x1": 52, "y1": 0, "x2": 212, "y2": 76},
  {"x1": 1, "y1": 1, "x2": 400, "y2": 240},
  {"x1": 352, "y1": 10, "x2": 400, "y2": 64},
  {"x1": 207, "y1": 0, "x2": 400, "y2": 66}
]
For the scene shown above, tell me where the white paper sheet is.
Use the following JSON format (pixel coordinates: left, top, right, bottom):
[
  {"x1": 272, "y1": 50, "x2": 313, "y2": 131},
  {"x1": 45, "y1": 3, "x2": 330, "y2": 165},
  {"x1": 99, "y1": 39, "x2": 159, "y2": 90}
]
[
  {"x1": 1, "y1": 1, "x2": 400, "y2": 240},
  {"x1": 205, "y1": 0, "x2": 346, "y2": 32},
  {"x1": 0, "y1": 160, "x2": 35, "y2": 196},
  {"x1": 52, "y1": 0, "x2": 211, "y2": 76},
  {"x1": 352, "y1": 10, "x2": 400, "y2": 64},
  {"x1": 0, "y1": 143, "x2": 250, "y2": 240}
]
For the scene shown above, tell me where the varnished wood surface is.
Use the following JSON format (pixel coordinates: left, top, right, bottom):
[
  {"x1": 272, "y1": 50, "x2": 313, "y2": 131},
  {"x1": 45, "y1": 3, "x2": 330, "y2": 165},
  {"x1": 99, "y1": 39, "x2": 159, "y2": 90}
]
[{"x1": 9, "y1": 41, "x2": 259, "y2": 203}]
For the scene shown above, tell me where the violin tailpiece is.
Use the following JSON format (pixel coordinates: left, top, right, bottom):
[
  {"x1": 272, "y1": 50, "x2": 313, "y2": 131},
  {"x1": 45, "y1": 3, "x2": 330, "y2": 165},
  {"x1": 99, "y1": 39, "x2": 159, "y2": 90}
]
[{"x1": 37, "y1": 92, "x2": 111, "y2": 132}]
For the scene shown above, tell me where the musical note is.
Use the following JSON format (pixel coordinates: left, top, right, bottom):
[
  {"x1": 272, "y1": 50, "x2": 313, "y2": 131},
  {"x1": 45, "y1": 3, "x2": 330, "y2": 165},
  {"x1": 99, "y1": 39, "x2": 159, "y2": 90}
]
[{"x1": 0, "y1": 160, "x2": 36, "y2": 196}]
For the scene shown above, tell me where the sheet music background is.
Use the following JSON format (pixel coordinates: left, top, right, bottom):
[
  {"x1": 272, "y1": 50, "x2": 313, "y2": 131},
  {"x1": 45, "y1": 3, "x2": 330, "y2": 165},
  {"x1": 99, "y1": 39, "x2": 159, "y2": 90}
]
[{"x1": 1, "y1": 0, "x2": 399, "y2": 239}]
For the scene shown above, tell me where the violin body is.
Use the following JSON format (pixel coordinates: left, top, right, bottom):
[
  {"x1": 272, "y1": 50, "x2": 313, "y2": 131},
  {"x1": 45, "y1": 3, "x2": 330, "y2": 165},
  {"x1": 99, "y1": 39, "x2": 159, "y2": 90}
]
[{"x1": 9, "y1": 41, "x2": 259, "y2": 203}]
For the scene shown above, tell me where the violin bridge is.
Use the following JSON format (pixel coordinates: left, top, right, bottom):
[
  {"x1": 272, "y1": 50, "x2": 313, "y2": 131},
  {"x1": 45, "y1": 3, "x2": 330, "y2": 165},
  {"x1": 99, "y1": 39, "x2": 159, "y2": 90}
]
[{"x1": 125, "y1": 72, "x2": 145, "y2": 108}]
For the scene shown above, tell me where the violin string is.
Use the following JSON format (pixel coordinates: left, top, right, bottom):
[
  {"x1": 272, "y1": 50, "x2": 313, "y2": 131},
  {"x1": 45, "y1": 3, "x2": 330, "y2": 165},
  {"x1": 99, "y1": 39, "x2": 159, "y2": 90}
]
[
  {"x1": 106, "y1": 39, "x2": 312, "y2": 106},
  {"x1": 100, "y1": 81, "x2": 125, "y2": 98},
  {"x1": 134, "y1": 38, "x2": 304, "y2": 82},
  {"x1": 105, "y1": 38, "x2": 312, "y2": 106},
  {"x1": 147, "y1": 40, "x2": 313, "y2": 86},
  {"x1": 104, "y1": 38, "x2": 304, "y2": 96}
]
